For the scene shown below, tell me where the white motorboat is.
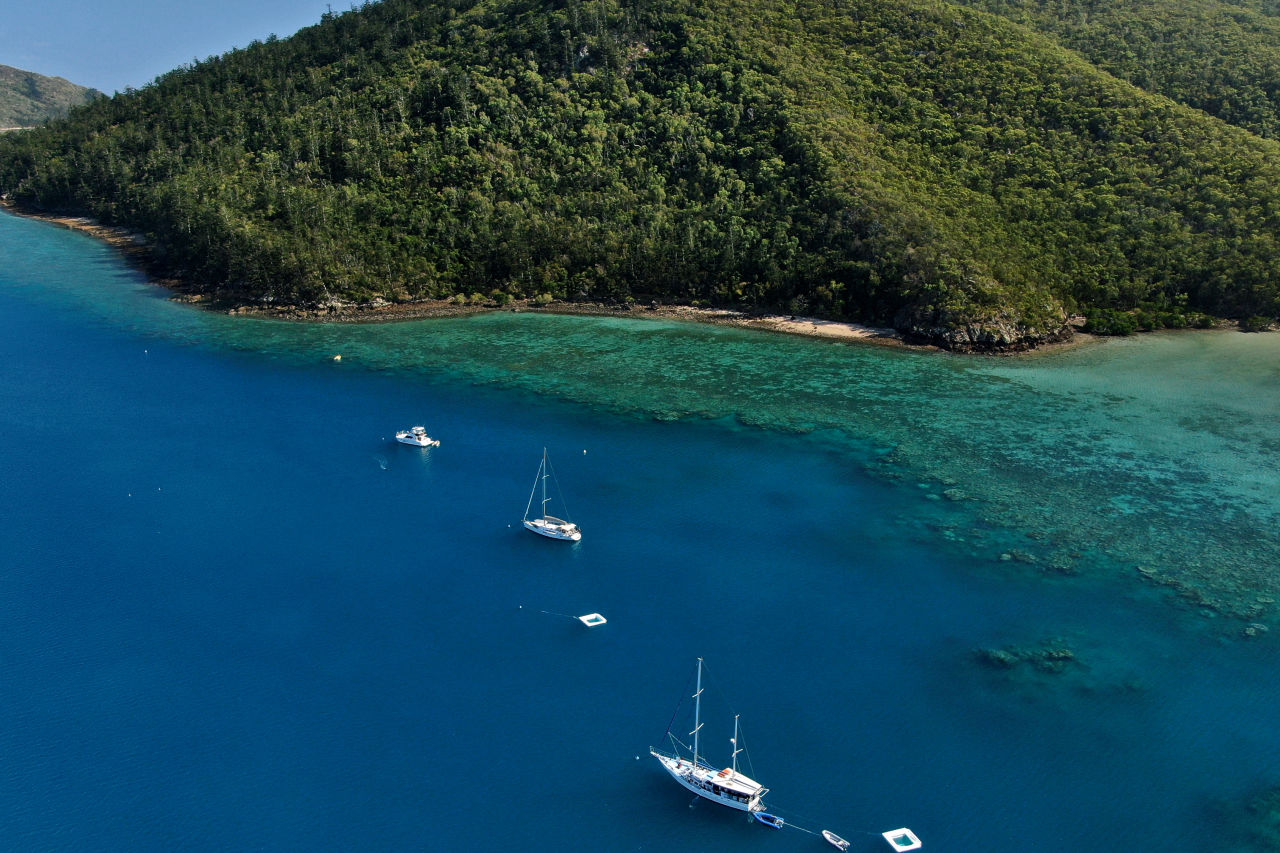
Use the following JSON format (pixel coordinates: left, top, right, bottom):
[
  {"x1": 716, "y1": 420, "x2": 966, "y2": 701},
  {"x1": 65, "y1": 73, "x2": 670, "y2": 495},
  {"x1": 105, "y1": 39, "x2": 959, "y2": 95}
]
[
  {"x1": 395, "y1": 426, "x2": 440, "y2": 447},
  {"x1": 522, "y1": 448, "x2": 581, "y2": 541},
  {"x1": 650, "y1": 658, "x2": 769, "y2": 813}
]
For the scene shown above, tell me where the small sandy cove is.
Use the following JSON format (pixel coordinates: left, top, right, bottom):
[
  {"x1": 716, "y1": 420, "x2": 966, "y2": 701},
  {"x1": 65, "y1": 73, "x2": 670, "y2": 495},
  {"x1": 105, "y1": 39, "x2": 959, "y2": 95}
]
[
  {"x1": 729, "y1": 313, "x2": 900, "y2": 343},
  {"x1": 625, "y1": 305, "x2": 902, "y2": 345}
]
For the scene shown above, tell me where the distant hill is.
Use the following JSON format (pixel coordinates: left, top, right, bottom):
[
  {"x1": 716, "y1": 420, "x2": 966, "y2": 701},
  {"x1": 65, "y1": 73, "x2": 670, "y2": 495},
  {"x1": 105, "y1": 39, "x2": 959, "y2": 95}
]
[
  {"x1": 1, "y1": 0, "x2": 1277, "y2": 349},
  {"x1": 0, "y1": 64, "x2": 101, "y2": 128}
]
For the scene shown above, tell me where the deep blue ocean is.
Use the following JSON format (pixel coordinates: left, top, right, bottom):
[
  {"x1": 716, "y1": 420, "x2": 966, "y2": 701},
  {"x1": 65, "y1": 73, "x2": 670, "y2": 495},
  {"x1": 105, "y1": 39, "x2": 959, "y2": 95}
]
[{"x1": 2, "y1": 209, "x2": 1279, "y2": 852}]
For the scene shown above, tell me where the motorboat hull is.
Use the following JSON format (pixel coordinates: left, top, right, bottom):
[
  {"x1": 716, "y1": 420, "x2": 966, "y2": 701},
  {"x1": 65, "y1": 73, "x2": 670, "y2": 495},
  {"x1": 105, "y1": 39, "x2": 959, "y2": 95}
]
[
  {"x1": 395, "y1": 430, "x2": 439, "y2": 447},
  {"x1": 396, "y1": 436, "x2": 438, "y2": 446}
]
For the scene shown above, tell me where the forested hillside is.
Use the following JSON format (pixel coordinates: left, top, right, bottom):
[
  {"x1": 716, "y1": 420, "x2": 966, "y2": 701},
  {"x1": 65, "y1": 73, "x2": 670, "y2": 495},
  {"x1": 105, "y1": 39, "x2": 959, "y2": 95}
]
[
  {"x1": 1, "y1": 0, "x2": 1277, "y2": 349},
  {"x1": 957, "y1": 0, "x2": 1280, "y2": 140},
  {"x1": 0, "y1": 65, "x2": 100, "y2": 128}
]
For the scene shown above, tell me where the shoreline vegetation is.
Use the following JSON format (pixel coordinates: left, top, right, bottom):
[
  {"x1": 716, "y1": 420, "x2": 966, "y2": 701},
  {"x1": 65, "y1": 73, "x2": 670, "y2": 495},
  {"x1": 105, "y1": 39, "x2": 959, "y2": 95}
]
[
  {"x1": 12, "y1": 197, "x2": 1271, "y2": 349},
  {"x1": 10, "y1": 198, "x2": 1270, "y2": 350},
  {"x1": 2, "y1": 200, "x2": 1114, "y2": 354}
]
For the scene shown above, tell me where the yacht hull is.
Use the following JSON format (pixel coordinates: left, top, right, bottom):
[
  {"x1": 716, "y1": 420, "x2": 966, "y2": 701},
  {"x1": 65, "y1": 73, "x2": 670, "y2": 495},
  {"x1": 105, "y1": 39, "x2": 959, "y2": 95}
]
[{"x1": 650, "y1": 750, "x2": 765, "y2": 812}]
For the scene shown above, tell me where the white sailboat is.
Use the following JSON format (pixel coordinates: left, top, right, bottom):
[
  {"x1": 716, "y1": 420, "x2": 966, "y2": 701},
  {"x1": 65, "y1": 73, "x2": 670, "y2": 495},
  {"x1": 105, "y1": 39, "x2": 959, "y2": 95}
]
[
  {"x1": 522, "y1": 448, "x2": 581, "y2": 541},
  {"x1": 650, "y1": 658, "x2": 769, "y2": 813}
]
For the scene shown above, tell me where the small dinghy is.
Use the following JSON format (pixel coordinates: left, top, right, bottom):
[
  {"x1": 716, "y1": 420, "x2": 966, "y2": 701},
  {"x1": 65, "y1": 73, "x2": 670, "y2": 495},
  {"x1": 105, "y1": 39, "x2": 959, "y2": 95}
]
[
  {"x1": 753, "y1": 812, "x2": 784, "y2": 829},
  {"x1": 822, "y1": 829, "x2": 851, "y2": 850}
]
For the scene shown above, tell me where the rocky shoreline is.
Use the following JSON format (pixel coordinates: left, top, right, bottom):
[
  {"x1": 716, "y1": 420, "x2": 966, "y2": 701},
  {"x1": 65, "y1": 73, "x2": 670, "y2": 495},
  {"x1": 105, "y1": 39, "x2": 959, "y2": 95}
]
[{"x1": 2, "y1": 199, "x2": 1094, "y2": 353}]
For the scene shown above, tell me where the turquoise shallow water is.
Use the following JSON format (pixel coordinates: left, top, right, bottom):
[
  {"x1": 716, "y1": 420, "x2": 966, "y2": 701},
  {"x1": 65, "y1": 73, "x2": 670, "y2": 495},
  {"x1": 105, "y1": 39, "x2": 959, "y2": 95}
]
[{"x1": 2, "y1": 209, "x2": 1280, "y2": 851}]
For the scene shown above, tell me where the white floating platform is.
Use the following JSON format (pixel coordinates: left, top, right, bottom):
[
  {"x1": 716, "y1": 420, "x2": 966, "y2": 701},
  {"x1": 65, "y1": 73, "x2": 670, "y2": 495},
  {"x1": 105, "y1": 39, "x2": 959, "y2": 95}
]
[
  {"x1": 882, "y1": 828, "x2": 922, "y2": 851},
  {"x1": 578, "y1": 613, "x2": 607, "y2": 627}
]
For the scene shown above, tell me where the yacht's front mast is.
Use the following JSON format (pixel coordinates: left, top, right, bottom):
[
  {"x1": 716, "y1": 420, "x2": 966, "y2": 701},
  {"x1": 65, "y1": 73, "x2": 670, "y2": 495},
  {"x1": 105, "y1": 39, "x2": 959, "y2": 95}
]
[{"x1": 691, "y1": 657, "x2": 704, "y2": 768}]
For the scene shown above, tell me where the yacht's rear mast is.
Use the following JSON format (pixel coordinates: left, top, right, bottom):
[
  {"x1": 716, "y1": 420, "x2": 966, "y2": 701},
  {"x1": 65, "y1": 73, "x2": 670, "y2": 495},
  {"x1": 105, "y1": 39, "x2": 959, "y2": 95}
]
[{"x1": 731, "y1": 714, "x2": 742, "y2": 774}]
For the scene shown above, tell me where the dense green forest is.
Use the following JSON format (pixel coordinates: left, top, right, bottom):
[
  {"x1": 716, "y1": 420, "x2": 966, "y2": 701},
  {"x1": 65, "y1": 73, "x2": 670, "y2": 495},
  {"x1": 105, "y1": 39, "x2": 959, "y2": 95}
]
[
  {"x1": 957, "y1": 0, "x2": 1280, "y2": 140},
  {"x1": 1, "y1": 0, "x2": 1278, "y2": 348},
  {"x1": 0, "y1": 64, "x2": 100, "y2": 128}
]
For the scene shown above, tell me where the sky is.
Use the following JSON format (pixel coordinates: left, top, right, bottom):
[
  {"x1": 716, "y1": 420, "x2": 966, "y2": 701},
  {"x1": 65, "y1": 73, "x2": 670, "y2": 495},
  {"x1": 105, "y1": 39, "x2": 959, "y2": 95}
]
[{"x1": 4, "y1": 0, "x2": 333, "y2": 94}]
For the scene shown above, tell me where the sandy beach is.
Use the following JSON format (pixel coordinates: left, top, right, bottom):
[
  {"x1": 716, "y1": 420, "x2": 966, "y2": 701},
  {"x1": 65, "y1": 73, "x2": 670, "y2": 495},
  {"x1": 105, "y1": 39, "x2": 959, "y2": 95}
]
[{"x1": 715, "y1": 312, "x2": 902, "y2": 343}]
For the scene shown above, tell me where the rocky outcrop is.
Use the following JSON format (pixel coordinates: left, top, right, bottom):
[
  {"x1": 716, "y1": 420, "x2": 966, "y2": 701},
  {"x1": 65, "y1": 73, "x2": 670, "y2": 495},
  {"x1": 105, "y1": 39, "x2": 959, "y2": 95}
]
[
  {"x1": 975, "y1": 642, "x2": 1078, "y2": 673},
  {"x1": 895, "y1": 305, "x2": 1073, "y2": 352}
]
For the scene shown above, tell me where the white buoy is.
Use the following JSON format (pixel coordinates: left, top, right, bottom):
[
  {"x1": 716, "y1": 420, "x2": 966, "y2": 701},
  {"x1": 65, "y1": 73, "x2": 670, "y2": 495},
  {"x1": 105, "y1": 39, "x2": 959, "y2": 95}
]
[
  {"x1": 333, "y1": 354, "x2": 342, "y2": 361},
  {"x1": 578, "y1": 613, "x2": 607, "y2": 627}
]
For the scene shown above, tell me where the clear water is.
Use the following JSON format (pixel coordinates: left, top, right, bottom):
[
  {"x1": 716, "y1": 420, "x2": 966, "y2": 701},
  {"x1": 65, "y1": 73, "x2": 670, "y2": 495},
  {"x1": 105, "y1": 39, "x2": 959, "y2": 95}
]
[{"x1": 2, "y1": 210, "x2": 1279, "y2": 851}]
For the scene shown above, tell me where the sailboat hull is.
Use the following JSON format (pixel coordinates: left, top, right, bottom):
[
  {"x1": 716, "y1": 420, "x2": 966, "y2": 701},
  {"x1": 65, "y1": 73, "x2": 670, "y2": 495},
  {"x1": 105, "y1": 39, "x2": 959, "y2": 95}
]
[
  {"x1": 523, "y1": 518, "x2": 581, "y2": 541},
  {"x1": 650, "y1": 749, "x2": 766, "y2": 812}
]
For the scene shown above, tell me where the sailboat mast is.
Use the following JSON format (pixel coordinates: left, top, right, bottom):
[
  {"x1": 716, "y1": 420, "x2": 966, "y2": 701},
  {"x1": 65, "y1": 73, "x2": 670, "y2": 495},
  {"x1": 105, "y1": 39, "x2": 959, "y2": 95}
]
[
  {"x1": 691, "y1": 657, "x2": 704, "y2": 768},
  {"x1": 732, "y1": 714, "x2": 742, "y2": 773},
  {"x1": 541, "y1": 448, "x2": 550, "y2": 515}
]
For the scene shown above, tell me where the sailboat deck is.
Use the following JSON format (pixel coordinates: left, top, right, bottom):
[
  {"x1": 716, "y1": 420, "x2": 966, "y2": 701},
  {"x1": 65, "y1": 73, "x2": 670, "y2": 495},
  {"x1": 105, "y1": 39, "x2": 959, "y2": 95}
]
[
  {"x1": 651, "y1": 749, "x2": 767, "y2": 809},
  {"x1": 688, "y1": 762, "x2": 764, "y2": 796}
]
